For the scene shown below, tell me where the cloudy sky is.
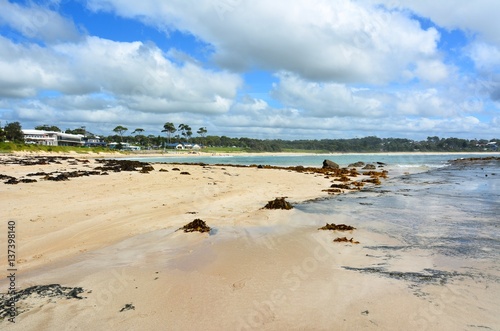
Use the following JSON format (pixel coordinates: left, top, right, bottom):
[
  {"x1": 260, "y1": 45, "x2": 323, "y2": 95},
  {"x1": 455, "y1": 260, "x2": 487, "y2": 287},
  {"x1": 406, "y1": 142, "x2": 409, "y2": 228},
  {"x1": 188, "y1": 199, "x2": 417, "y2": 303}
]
[{"x1": 0, "y1": 0, "x2": 499, "y2": 139}]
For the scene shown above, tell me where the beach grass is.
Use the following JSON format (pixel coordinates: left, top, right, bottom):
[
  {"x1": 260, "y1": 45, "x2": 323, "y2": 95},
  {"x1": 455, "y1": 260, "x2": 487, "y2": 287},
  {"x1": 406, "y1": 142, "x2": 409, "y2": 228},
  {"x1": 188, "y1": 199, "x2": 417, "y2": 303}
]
[{"x1": 0, "y1": 142, "x2": 114, "y2": 154}]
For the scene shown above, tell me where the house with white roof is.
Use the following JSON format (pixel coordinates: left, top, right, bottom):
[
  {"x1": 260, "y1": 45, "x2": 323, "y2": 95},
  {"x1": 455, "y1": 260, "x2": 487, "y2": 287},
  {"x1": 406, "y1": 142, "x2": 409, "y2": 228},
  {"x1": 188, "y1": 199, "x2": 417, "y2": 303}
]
[{"x1": 22, "y1": 130, "x2": 84, "y2": 147}]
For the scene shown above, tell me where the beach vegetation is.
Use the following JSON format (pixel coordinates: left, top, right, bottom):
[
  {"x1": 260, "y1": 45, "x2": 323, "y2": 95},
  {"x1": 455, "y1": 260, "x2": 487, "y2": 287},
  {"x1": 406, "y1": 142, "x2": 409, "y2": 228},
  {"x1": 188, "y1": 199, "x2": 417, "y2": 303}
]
[
  {"x1": 3, "y1": 122, "x2": 24, "y2": 142},
  {"x1": 35, "y1": 125, "x2": 62, "y2": 132},
  {"x1": 0, "y1": 141, "x2": 114, "y2": 154}
]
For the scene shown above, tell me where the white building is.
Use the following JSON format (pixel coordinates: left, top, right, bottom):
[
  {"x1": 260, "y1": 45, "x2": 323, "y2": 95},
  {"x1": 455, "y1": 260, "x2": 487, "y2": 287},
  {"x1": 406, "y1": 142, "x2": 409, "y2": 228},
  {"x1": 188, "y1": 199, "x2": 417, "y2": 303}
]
[{"x1": 22, "y1": 130, "x2": 84, "y2": 147}]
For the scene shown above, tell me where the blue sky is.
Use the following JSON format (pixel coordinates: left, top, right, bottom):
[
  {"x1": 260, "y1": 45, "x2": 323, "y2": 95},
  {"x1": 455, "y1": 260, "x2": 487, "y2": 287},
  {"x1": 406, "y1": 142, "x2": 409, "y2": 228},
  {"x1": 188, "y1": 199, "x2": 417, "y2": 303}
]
[{"x1": 0, "y1": 0, "x2": 499, "y2": 140}]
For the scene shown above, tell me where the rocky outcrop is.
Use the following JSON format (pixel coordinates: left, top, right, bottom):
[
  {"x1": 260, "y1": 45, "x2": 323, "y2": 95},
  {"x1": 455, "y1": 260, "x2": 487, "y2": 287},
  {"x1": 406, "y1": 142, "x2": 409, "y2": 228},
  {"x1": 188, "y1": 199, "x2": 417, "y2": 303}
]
[
  {"x1": 362, "y1": 164, "x2": 376, "y2": 170},
  {"x1": 348, "y1": 161, "x2": 365, "y2": 167},
  {"x1": 322, "y1": 159, "x2": 339, "y2": 169}
]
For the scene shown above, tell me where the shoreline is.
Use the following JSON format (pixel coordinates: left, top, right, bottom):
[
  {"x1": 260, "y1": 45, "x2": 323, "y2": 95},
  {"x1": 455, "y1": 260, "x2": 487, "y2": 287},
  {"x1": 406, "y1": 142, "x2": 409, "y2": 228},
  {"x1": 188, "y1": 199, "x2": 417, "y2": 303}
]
[{"x1": 6, "y1": 149, "x2": 500, "y2": 159}]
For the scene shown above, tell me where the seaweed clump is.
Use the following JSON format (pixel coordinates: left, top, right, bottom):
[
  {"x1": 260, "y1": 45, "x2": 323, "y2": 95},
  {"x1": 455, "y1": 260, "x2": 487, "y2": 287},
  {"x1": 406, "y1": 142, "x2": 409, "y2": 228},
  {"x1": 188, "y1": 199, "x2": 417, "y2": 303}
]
[
  {"x1": 263, "y1": 197, "x2": 293, "y2": 210},
  {"x1": 318, "y1": 223, "x2": 356, "y2": 231},
  {"x1": 179, "y1": 219, "x2": 211, "y2": 233},
  {"x1": 333, "y1": 237, "x2": 360, "y2": 244}
]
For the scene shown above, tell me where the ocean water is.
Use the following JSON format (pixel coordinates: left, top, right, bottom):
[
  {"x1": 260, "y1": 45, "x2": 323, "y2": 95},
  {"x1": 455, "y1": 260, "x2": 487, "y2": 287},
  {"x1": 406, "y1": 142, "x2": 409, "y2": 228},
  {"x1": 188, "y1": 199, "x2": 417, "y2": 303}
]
[{"x1": 127, "y1": 153, "x2": 498, "y2": 170}]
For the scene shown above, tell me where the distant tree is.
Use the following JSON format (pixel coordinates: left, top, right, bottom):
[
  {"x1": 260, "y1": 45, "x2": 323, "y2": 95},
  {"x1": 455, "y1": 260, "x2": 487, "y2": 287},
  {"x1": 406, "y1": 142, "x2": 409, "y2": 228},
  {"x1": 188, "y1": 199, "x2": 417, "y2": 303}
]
[
  {"x1": 0, "y1": 123, "x2": 5, "y2": 141},
  {"x1": 113, "y1": 125, "x2": 128, "y2": 142},
  {"x1": 35, "y1": 124, "x2": 61, "y2": 132},
  {"x1": 178, "y1": 124, "x2": 192, "y2": 142},
  {"x1": 4, "y1": 122, "x2": 24, "y2": 142},
  {"x1": 197, "y1": 127, "x2": 207, "y2": 137},
  {"x1": 132, "y1": 128, "x2": 144, "y2": 135},
  {"x1": 161, "y1": 122, "x2": 176, "y2": 144},
  {"x1": 65, "y1": 128, "x2": 86, "y2": 135}
]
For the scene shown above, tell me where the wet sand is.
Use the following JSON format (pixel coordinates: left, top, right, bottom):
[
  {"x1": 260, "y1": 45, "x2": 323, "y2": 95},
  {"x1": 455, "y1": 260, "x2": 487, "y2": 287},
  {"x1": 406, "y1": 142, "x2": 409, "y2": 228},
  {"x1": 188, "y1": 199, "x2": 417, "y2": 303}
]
[{"x1": 0, "y1": 154, "x2": 498, "y2": 330}]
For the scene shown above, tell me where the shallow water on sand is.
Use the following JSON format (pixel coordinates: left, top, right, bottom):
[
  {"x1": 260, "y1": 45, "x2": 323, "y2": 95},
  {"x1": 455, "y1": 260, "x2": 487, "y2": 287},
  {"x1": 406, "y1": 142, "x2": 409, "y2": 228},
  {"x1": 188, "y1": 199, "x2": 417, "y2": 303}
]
[{"x1": 298, "y1": 158, "x2": 500, "y2": 275}]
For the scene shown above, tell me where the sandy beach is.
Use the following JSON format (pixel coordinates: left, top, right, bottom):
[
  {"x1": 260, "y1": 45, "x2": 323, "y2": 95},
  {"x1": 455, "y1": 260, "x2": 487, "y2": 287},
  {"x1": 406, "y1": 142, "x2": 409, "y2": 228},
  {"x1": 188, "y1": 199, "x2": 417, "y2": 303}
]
[{"x1": 1, "y1": 153, "x2": 498, "y2": 330}]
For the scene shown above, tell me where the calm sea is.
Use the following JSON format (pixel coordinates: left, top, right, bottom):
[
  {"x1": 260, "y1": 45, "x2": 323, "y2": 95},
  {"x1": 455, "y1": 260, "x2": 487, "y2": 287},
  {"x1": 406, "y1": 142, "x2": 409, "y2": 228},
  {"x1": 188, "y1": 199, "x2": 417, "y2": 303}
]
[{"x1": 126, "y1": 152, "x2": 498, "y2": 170}]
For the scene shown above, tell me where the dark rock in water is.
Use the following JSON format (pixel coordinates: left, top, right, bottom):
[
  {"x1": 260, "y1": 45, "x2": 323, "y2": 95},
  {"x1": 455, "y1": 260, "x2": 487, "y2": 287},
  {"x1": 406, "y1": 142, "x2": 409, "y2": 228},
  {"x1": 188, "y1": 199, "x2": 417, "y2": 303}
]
[
  {"x1": 179, "y1": 219, "x2": 211, "y2": 233},
  {"x1": 119, "y1": 303, "x2": 135, "y2": 312},
  {"x1": 263, "y1": 197, "x2": 294, "y2": 210},
  {"x1": 333, "y1": 237, "x2": 360, "y2": 244},
  {"x1": 362, "y1": 164, "x2": 376, "y2": 170},
  {"x1": 318, "y1": 223, "x2": 356, "y2": 231},
  {"x1": 323, "y1": 159, "x2": 339, "y2": 169},
  {"x1": 348, "y1": 161, "x2": 365, "y2": 167},
  {"x1": 376, "y1": 162, "x2": 386, "y2": 166}
]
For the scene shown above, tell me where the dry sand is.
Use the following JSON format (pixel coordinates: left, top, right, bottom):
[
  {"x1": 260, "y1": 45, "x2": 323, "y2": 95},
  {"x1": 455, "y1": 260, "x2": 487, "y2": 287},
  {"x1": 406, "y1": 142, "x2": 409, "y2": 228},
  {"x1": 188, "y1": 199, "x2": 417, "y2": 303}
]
[{"x1": 0, "y1": 154, "x2": 498, "y2": 330}]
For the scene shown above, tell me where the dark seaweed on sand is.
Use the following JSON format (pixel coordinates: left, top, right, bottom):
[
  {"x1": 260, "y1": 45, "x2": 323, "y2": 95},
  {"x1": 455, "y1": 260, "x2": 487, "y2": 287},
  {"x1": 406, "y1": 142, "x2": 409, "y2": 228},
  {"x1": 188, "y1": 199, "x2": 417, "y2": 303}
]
[
  {"x1": 263, "y1": 197, "x2": 294, "y2": 210},
  {"x1": 179, "y1": 219, "x2": 211, "y2": 233},
  {"x1": 318, "y1": 223, "x2": 356, "y2": 231}
]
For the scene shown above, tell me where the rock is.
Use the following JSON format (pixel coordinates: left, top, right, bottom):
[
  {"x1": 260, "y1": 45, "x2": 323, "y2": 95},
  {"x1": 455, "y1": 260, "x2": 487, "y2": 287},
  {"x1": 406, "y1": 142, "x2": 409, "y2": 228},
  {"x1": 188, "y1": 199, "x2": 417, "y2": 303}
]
[
  {"x1": 180, "y1": 172, "x2": 191, "y2": 175},
  {"x1": 362, "y1": 164, "x2": 376, "y2": 170},
  {"x1": 263, "y1": 197, "x2": 294, "y2": 210},
  {"x1": 348, "y1": 161, "x2": 365, "y2": 167},
  {"x1": 322, "y1": 159, "x2": 339, "y2": 169}
]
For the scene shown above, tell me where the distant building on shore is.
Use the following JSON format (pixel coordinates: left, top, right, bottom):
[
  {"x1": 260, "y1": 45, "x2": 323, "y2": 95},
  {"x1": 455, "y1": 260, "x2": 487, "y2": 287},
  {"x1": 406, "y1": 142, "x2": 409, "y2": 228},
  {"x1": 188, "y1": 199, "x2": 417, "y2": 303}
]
[
  {"x1": 83, "y1": 137, "x2": 107, "y2": 148},
  {"x1": 165, "y1": 143, "x2": 202, "y2": 150},
  {"x1": 22, "y1": 129, "x2": 84, "y2": 147},
  {"x1": 108, "y1": 142, "x2": 141, "y2": 150}
]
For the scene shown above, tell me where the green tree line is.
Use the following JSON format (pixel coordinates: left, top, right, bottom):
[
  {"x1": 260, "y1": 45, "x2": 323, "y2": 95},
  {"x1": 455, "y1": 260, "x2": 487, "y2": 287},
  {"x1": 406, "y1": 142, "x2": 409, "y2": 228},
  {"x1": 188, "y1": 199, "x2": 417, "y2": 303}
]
[{"x1": 1, "y1": 121, "x2": 498, "y2": 152}]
